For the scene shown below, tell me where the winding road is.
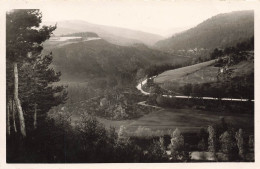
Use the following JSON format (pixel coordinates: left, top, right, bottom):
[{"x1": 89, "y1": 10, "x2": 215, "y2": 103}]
[{"x1": 136, "y1": 73, "x2": 254, "y2": 102}]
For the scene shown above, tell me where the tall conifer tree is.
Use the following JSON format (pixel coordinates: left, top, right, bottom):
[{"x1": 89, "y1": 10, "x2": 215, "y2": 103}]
[{"x1": 6, "y1": 9, "x2": 66, "y2": 137}]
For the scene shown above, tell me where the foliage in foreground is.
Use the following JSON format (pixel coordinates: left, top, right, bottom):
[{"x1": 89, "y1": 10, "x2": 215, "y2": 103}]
[
  {"x1": 6, "y1": 9, "x2": 67, "y2": 137},
  {"x1": 7, "y1": 114, "x2": 167, "y2": 163},
  {"x1": 7, "y1": 113, "x2": 254, "y2": 163}
]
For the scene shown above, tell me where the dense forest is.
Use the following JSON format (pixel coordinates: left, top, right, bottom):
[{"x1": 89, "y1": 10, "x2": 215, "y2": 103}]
[
  {"x1": 155, "y1": 10, "x2": 254, "y2": 51},
  {"x1": 44, "y1": 39, "x2": 189, "y2": 82}
]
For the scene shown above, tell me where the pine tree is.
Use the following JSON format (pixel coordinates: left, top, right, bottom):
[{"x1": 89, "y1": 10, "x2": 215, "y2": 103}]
[
  {"x1": 6, "y1": 9, "x2": 60, "y2": 137},
  {"x1": 19, "y1": 53, "x2": 67, "y2": 130}
]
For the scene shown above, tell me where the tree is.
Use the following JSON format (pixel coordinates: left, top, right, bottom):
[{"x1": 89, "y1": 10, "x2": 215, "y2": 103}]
[
  {"x1": 156, "y1": 95, "x2": 168, "y2": 106},
  {"x1": 198, "y1": 128, "x2": 208, "y2": 151},
  {"x1": 182, "y1": 83, "x2": 192, "y2": 96},
  {"x1": 168, "y1": 128, "x2": 189, "y2": 161},
  {"x1": 207, "y1": 125, "x2": 217, "y2": 152},
  {"x1": 146, "y1": 138, "x2": 168, "y2": 162},
  {"x1": 118, "y1": 125, "x2": 128, "y2": 141},
  {"x1": 210, "y1": 48, "x2": 223, "y2": 59},
  {"x1": 19, "y1": 53, "x2": 67, "y2": 130},
  {"x1": 235, "y1": 129, "x2": 245, "y2": 160},
  {"x1": 136, "y1": 68, "x2": 146, "y2": 81},
  {"x1": 6, "y1": 9, "x2": 57, "y2": 137},
  {"x1": 219, "y1": 131, "x2": 238, "y2": 161}
]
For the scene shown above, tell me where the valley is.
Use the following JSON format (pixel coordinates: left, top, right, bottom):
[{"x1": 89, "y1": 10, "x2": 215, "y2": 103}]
[
  {"x1": 7, "y1": 8, "x2": 255, "y2": 163},
  {"x1": 46, "y1": 20, "x2": 254, "y2": 137}
]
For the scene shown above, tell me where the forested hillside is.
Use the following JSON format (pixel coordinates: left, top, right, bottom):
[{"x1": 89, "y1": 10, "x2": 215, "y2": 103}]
[
  {"x1": 44, "y1": 39, "x2": 189, "y2": 82},
  {"x1": 155, "y1": 10, "x2": 253, "y2": 51}
]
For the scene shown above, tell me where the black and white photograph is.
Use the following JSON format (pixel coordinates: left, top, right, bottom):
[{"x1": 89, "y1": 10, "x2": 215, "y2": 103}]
[{"x1": 1, "y1": 0, "x2": 259, "y2": 166}]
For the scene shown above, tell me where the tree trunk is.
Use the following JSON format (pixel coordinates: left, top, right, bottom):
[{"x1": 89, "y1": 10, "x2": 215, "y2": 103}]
[
  {"x1": 7, "y1": 100, "x2": 11, "y2": 136},
  {"x1": 13, "y1": 62, "x2": 26, "y2": 137},
  {"x1": 12, "y1": 99, "x2": 17, "y2": 133},
  {"x1": 33, "y1": 103, "x2": 37, "y2": 129}
]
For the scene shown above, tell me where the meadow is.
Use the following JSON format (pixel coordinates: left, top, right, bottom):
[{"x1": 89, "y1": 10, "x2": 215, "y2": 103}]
[
  {"x1": 70, "y1": 106, "x2": 254, "y2": 137},
  {"x1": 154, "y1": 59, "x2": 217, "y2": 85}
]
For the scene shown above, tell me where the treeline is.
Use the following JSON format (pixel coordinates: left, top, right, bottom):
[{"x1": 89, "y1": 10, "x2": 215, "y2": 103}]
[
  {"x1": 179, "y1": 73, "x2": 254, "y2": 100},
  {"x1": 153, "y1": 94, "x2": 253, "y2": 114},
  {"x1": 210, "y1": 36, "x2": 254, "y2": 60},
  {"x1": 146, "y1": 74, "x2": 254, "y2": 113},
  {"x1": 144, "y1": 62, "x2": 192, "y2": 78}
]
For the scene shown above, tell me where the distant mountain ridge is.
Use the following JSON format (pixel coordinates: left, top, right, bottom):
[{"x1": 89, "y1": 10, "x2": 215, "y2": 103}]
[
  {"x1": 60, "y1": 32, "x2": 99, "y2": 38},
  {"x1": 43, "y1": 20, "x2": 163, "y2": 46},
  {"x1": 155, "y1": 10, "x2": 254, "y2": 51}
]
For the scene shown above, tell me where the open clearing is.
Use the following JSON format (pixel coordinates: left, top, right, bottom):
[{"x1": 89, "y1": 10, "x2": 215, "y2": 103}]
[
  {"x1": 154, "y1": 59, "x2": 217, "y2": 85},
  {"x1": 124, "y1": 108, "x2": 254, "y2": 134},
  {"x1": 70, "y1": 107, "x2": 254, "y2": 135},
  {"x1": 154, "y1": 58, "x2": 254, "y2": 91}
]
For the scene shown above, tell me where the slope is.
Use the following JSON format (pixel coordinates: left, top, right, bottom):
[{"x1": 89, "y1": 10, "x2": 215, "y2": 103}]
[
  {"x1": 153, "y1": 50, "x2": 254, "y2": 99},
  {"x1": 155, "y1": 10, "x2": 254, "y2": 51},
  {"x1": 43, "y1": 20, "x2": 163, "y2": 46},
  {"x1": 44, "y1": 39, "x2": 188, "y2": 82}
]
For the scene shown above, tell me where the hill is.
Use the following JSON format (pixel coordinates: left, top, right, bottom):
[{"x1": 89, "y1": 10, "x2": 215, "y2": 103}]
[
  {"x1": 155, "y1": 10, "x2": 254, "y2": 51},
  {"x1": 154, "y1": 50, "x2": 254, "y2": 99},
  {"x1": 43, "y1": 31, "x2": 101, "y2": 49},
  {"x1": 43, "y1": 20, "x2": 163, "y2": 46},
  {"x1": 155, "y1": 57, "x2": 253, "y2": 87},
  {"x1": 154, "y1": 59, "x2": 217, "y2": 85},
  {"x1": 44, "y1": 39, "x2": 188, "y2": 82}
]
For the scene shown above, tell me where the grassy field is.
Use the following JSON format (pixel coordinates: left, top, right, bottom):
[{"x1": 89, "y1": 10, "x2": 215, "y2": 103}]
[
  {"x1": 154, "y1": 58, "x2": 254, "y2": 92},
  {"x1": 71, "y1": 107, "x2": 254, "y2": 136},
  {"x1": 154, "y1": 59, "x2": 217, "y2": 85},
  {"x1": 126, "y1": 108, "x2": 253, "y2": 134}
]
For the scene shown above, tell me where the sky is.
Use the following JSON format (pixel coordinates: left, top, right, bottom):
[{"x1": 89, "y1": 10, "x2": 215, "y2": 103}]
[
  {"x1": 4, "y1": 0, "x2": 257, "y2": 36},
  {"x1": 38, "y1": 1, "x2": 255, "y2": 36}
]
